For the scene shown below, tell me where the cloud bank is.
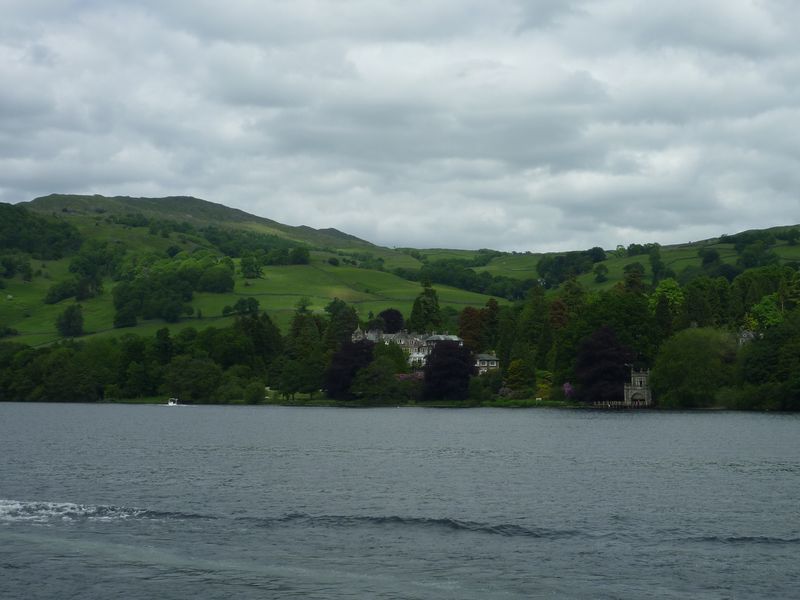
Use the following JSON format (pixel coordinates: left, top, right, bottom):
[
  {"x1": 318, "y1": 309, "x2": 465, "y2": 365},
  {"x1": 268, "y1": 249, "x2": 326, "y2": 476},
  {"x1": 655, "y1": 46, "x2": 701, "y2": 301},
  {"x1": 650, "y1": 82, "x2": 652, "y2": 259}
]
[{"x1": 1, "y1": 0, "x2": 798, "y2": 251}]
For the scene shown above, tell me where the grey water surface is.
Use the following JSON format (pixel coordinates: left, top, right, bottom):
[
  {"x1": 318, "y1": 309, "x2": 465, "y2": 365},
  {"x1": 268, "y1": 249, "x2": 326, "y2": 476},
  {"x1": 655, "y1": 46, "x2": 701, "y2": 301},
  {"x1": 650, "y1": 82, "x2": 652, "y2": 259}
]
[{"x1": 1, "y1": 403, "x2": 798, "y2": 599}]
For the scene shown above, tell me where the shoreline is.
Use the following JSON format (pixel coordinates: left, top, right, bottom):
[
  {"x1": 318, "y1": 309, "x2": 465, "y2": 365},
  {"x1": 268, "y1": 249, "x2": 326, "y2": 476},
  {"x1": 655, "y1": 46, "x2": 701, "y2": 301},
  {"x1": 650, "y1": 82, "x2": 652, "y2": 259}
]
[{"x1": 1, "y1": 399, "x2": 767, "y2": 411}]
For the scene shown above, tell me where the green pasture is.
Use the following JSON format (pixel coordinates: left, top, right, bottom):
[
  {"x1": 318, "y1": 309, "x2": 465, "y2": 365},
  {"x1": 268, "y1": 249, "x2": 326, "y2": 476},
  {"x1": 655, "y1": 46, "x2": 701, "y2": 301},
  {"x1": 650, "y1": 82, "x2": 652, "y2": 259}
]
[
  {"x1": 415, "y1": 248, "x2": 482, "y2": 262},
  {"x1": 474, "y1": 253, "x2": 541, "y2": 280},
  {"x1": 1, "y1": 255, "x2": 503, "y2": 346},
  {"x1": 775, "y1": 243, "x2": 800, "y2": 262}
]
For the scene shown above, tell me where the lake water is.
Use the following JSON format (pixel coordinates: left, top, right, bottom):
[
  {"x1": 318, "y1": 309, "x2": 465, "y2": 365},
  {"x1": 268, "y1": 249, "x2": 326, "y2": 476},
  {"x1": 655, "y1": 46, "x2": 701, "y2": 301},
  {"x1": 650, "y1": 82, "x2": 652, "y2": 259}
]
[{"x1": 1, "y1": 403, "x2": 798, "y2": 599}]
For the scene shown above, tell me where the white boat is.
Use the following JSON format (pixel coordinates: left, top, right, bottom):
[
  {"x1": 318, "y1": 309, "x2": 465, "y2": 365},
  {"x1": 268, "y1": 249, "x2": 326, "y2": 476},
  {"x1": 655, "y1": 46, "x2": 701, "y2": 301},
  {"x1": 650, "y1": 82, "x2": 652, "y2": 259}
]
[{"x1": 167, "y1": 398, "x2": 179, "y2": 406}]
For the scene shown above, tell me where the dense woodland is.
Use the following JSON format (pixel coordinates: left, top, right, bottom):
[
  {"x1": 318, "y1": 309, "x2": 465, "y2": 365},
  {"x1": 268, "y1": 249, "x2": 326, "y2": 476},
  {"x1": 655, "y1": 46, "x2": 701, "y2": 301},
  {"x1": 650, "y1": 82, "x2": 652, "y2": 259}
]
[{"x1": 1, "y1": 201, "x2": 799, "y2": 409}]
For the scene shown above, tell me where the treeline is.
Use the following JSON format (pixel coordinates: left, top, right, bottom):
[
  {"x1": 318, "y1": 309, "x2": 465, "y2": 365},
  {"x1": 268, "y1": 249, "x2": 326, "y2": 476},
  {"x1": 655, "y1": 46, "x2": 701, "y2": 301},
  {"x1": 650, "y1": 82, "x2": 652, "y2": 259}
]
[
  {"x1": 394, "y1": 260, "x2": 535, "y2": 301},
  {"x1": 0, "y1": 203, "x2": 83, "y2": 260},
  {"x1": 390, "y1": 249, "x2": 532, "y2": 300},
  {"x1": 537, "y1": 247, "x2": 606, "y2": 288},
  {"x1": 0, "y1": 310, "x2": 281, "y2": 404},
  {"x1": 112, "y1": 252, "x2": 236, "y2": 325},
  {"x1": 106, "y1": 210, "x2": 313, "y2": 266},
  {"x1": 0, "y1": 293, "x2": 474, "y2": 405},
  {"x1": 450, "y1": 260, "x2": 800, "y2": 410},
  {"x1": 1, "y1": 203, "x2": 83, "y2": 289},
  {"x1": 1, "y1": 258, "x2": 799, "y2": 409}
]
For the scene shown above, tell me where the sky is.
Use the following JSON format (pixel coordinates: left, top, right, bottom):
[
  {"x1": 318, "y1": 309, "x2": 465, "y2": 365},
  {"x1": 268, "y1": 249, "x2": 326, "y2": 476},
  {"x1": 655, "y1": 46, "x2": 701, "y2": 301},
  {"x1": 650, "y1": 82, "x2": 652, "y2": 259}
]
[{"x1": 1, "y1": 0, "x2": 799, "y2": 252}]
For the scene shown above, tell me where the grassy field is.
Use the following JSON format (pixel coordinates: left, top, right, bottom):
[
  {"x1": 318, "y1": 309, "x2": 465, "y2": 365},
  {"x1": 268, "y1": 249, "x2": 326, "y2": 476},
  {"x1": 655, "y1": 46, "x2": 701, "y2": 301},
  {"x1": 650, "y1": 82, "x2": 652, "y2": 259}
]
[
  {"x1": 474, "y1": 253, "x2": 541, "y2": 280},
  {"x1": 0, "y1": 255, "x2": 502, "y2": 346},
  {"x1": 414, "y1": 248, "x2": 482, "y2": 262}
]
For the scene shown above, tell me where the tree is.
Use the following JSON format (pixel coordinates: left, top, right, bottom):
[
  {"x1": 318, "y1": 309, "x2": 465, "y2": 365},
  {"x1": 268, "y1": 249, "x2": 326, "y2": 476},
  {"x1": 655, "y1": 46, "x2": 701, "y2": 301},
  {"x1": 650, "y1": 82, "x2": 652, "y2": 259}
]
[
  {"x1": 481, "y1": 298, "x2": 500, "y2": 350},
  {"x1": 622, "y1": 262, "x2": 647, "y2": 294},
  {"x1": 574, "y1": 326, "x2": 632, "y2": 404},
  {"x1": 233, "y1": 297, "x2": 260, "y2": 316},
  {"x1": 56, "y1": 304, "x2": 84, "y2": 337},
  {"x1": 458, "y1": 306, "x2": 485, "y2": 352},
  {"x1": 153, "y1": 328, "x2": 174, "y2": 365},
  {"x1": 282, "y1": 301, "x2": 325, "y2": 398},
  {"x1": 699, "y1": 247, "x2": 721, "y2": 269},
  {"x1": 289, "y1": 246, "x2": 310, "y2": 265},
  {"x1": 648, "y1": 245, "x2": 667, "y2": 283},
  {"x1": 373, "y1": 341, "x2": 409, "y2": 374},
  {"x1": 351, "y1": 357, "x2": 402, "y2": 404},
  {"x1": 650, "y1": 328, "x2": 737, "y2": 408},
  {"x1": 244, "y1": 381, "x2": 264, "y2": 404},
  {"x1": 377, "y1": 308, "x2": 404, "y2": 333},
  {"x1": 323, "y1": 298, "x2": 359, "y2": 351},
  {"x1": 234, "y1": 312, "x2": 283, "y2": 378},
  {"x1": 240, "y1": 255, "x2": 262, "y2": 279},
  {"x1": 198, "y1": 265, "x2": 234, "y2": 292},
  {"x1": 44, "y1": 279, "x2": 79, "y2": 304},
  {"x1": 423, "y1": 340, "x2": 475, "y2": 401},
  {"x1": 649, "y1": 278, "x2": 684, "y2": 339},
  {"x1": 161, "y1": 354, "x2": 223, "y2": 403},
  {"x1": 26, "y1": 346, "x2": 99, "y2": 402},
  {"x1": 738, "y1": 311, "x2": 800, "y2": 410},
  {"x1": 593, "y1": 263, "x2": 609, "y2": 283},
  {"x1": 504, "y1": 352, "x2": 536, "y2": 393},
  {"x1": 324, "y1": 340, "x2": 374, "y2": 400},
  {"x1": 592, "y1": 289, "x2": 659, "y2": 363},
  {"x1": 681, "y1": 278, "x2": 715, "y2": 327},
  {"x1": 407, "y1": 282, "x2": 442, "y2": 333},
  {"x1": 516, "y1": 283, "x2": 548, "y2": 357},
  {"x1": 748, "y1": 293, "x2": 783, "y2": 331},
  {"x1": 114, "y1": 302, "x2": 138, "y2": 328}
]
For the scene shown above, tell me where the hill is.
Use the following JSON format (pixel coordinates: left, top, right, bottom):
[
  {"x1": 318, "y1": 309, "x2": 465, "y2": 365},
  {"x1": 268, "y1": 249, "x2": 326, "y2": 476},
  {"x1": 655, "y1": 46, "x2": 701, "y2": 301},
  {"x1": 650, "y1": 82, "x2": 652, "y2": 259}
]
[
  {"x1": 0, "y1": 196, "x2": 487, "y2": 345},
  {"x1": 23, "y1": 194, "x2": 375, "y2": 251},
  {"x1": 1, "y1": 194, "x2": 799, "y2": 347}
]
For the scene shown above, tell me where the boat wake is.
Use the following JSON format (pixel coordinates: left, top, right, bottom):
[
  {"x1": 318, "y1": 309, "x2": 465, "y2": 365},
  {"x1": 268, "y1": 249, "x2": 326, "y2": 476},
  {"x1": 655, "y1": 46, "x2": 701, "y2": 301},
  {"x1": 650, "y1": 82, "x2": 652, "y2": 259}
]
[
  {"x1": 261, "y1": 513, "x2": 583, "y2": 539},
  {"x1": 1, "y1": 499, "x2": 580, "y2": 539},
  {"x1": 0, "y1": 499, "x2": 209, "y2": 524},
  {"x1": 11, "y1": 499, "x2": 796, "y2": 548}
]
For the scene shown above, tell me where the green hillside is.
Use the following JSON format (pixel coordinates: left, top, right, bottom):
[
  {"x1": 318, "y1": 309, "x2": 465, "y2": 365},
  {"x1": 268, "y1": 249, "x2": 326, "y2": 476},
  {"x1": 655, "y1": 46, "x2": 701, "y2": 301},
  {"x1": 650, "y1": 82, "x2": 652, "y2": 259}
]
[
  {"x1": 24, "y1": 194, "x2": 423, "y2": 272},
  {"x1": 23, "y1": 194, "x2": 371, "y2": 249},
  {"x1": 0, "y1": 197, "x2": 495, "y2": 345},
  {"x1": 451, "y1": 232, "x2": 799, "y2": 292},
  {"x1": 2, "y1": 195, "x2": 799, "y2": 347}
]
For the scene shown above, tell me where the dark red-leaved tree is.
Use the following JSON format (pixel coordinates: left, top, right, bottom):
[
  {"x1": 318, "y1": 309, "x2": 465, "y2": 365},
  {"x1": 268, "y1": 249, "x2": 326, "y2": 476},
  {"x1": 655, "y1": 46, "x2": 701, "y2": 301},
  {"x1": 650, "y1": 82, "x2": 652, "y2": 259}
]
[
  {"x1": 377, "y1": 308, "x2": 404, "y2": 334},
  {"x1": 324, "y1": 340, "x2": 374, "y2": 400},
  {"x1": 574, "y1": 326, "x2": 632, "y2": 404},
  {"x1": 423, "y1": 340, "x2": 476, "y2": 401}
]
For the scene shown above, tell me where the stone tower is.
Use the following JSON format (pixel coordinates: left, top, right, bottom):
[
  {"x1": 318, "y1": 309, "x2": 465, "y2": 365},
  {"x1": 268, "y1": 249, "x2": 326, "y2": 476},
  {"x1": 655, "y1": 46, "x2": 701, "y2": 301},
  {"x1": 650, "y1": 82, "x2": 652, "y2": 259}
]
[{"x1": 623, "y1": 369, "x2": 652, "y2": 407}]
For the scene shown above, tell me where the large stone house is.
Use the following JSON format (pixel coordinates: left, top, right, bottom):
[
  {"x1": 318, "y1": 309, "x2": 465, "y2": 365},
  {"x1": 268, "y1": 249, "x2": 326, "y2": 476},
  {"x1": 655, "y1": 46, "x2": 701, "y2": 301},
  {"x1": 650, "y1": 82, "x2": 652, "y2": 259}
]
[
  {"x1": 351, "y1": 328, "x2": 500, "y2": 373},
  {"x1": 351, "y1": 328, "x2": 464, "y2": 367}
]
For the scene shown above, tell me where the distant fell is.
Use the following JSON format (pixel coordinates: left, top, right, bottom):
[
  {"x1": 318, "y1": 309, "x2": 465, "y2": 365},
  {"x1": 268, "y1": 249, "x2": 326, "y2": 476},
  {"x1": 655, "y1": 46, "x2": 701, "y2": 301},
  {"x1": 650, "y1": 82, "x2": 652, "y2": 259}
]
[{"x1": 23, "y1": 194, "x2": 376, "y2": 250}]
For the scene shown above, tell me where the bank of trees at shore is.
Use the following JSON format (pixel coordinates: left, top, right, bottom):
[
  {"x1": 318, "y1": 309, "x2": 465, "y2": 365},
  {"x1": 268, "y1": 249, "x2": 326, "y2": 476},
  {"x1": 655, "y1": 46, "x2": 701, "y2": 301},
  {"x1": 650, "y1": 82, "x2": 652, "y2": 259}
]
[
  {"x1": 1, "y1": 261, "x2": 799, "y2": 410},
  {"x1": 1, "y1": 202, "x2": 799, "y2": 408}
]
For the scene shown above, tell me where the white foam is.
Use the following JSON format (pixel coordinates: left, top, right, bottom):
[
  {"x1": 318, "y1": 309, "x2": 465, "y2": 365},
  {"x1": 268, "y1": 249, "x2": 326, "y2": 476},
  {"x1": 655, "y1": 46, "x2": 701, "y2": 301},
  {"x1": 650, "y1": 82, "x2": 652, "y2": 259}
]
[{"x1": 0, "y1": 499, "x2": 145, "y2": 524}]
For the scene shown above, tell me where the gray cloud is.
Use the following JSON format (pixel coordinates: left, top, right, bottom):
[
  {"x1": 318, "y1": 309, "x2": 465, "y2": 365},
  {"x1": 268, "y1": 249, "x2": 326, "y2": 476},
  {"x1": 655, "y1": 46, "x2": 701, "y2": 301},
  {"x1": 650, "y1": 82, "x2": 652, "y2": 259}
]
[{"x1": 1, "y1": 0, "x2": 798, "y2": 251}]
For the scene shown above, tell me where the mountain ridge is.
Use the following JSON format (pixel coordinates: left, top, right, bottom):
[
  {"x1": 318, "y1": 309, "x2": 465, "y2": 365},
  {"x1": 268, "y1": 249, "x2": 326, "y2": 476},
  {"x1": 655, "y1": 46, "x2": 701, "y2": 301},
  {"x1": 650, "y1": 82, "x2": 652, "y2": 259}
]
[{"x1": 22, "y1": 194, "x2": 376, "y2": 250}]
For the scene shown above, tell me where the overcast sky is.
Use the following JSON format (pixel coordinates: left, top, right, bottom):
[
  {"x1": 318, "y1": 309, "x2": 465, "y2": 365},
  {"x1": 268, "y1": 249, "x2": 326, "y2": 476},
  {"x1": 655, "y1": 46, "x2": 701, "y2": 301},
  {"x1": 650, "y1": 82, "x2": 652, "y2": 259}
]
[{"x1": 2, "y1": 1, "x2": 799, "y2": 251}]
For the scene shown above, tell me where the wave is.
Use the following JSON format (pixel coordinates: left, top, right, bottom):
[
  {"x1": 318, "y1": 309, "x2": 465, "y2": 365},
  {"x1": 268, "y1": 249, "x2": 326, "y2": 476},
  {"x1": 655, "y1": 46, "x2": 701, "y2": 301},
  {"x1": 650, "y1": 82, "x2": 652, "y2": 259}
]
[
  {"x1": 688, "y1": 534, "x2": 800, "y2": 545},
  {"x1": 0, "y1": 499, "x2": 212, "y2": 524},
  {"x1": 254, "y1": 513, "x2": 582, "y2": 539},
  {"x1": 1, "y1": 499, "x2": 579, "y2": 539}
]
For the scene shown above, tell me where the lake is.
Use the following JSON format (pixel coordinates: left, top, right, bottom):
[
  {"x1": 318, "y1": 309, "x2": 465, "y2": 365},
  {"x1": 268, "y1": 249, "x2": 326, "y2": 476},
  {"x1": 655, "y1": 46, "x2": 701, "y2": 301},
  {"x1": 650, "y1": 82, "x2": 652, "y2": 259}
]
[{"x1": 1, "y1": 403, "x2": 798, "y2": 599}]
